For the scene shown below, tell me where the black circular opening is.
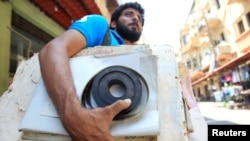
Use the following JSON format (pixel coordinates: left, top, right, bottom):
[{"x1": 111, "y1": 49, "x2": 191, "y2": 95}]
[
  {"x1": 108, "y1": 81, "x2": 126, "y2": 98},
  {"x1": 82, "y1": 66, "x2": 148, "y2": 120}
]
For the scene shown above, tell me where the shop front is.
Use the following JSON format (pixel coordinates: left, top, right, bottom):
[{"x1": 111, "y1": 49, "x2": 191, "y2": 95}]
[{"x1": 192, "y1": 51, "x2": 250, "y2": 107}]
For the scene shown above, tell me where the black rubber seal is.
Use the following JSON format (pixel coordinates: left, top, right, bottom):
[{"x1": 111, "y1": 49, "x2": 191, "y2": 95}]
[{"x1": 82, "y1": 66, "x2": 143, "y2": 120}]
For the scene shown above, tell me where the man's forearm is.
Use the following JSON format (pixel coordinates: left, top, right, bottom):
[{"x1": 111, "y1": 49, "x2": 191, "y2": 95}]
[{"x1": 38, "y1": 42, "x2": 80, "y2": 117}]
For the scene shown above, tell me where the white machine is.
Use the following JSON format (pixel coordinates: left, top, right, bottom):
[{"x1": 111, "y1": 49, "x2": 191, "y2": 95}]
[
  {"x1": 19, "y1": 45, "x2": 159, "y2": 136},
  {"x1": 0, "y1": 45, "x2": 192, "y2": 141}
]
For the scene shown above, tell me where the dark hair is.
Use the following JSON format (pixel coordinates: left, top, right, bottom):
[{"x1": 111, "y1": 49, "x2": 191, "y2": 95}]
[{"x1": 110, "y1": 2, "x2": 145, "y2": 27}]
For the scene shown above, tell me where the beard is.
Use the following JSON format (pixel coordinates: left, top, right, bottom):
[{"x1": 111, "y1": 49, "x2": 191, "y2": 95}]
[{"x1": 116, "y1": 21, "x2": 141, "y2": 42}]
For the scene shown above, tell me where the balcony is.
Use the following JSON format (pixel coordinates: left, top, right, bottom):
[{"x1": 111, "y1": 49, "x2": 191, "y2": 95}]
[
  {"x1": 215, "y1": 41, "x2": 232, "y2": 55},
  {"x1": 196, "y1": 8, "x2": 225, "y2": 38},
  {"x1": 180, "y1": 42, "x2": 192, "y2": 55},
  {"x1": 198, "y1": 25, "x2": 207, "y2": 37},
  {"x1": 227, "y1": 0, "x2": 248, "y2": 4},
  {"x1": 180, "y1": 24, "x2": 190, "y2": 35},
  {"x1": 190, "y1": 36, "x2": 210, "y2": 49},
  {"x1": 194, "y1": 0, "x2": 210, "y2": 12},
  {"x1": 217, "y1": 53, "x2": 234, "y2": 67},
  {"x1": 236, "y1": 29, "x2": 250, "y2": 53},
  {"x1": 206, "y1": 12, "x2": 224, "y2": 37},
  {"x1": 180, "y1": 35, "x2": 210, "y2": 55},
  {"x1": 191, "y1": 71, "x2": 205, "y2": 83}
]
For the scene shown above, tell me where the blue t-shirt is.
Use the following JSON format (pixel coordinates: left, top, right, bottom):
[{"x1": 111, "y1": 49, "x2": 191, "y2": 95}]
[{"x1": 69, "y1": 14, "x2": 124, "y2": 47}]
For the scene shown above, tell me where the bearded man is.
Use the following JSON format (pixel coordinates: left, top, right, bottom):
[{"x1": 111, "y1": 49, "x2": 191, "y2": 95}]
[{"x1": 39, "y1": 2, "x2": 145, "y2": 141}]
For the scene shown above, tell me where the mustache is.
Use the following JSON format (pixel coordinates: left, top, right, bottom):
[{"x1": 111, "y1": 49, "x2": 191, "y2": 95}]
[{"x1": 128, "y1": 22, "x2": 138, "y2": 27}]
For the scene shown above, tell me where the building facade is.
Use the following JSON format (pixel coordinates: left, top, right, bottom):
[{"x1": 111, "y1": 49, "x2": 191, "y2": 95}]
[
  {"x1": 0, "y1": 0, "x2": 118, "y2": 95},
  {"x1": 178, "y1": 0, "x2": 250, "y2": 105}
]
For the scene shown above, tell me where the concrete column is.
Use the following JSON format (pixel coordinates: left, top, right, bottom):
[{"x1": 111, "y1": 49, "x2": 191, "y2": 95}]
[{"x1": 0, "y1": 1, "x2": 11, "y2": 95}]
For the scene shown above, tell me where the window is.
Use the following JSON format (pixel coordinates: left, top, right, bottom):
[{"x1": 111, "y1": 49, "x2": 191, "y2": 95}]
[
  {"x1": 247, "y1": 11, "x2": 250, "y2": 27},
  {"x1": 216, "y1": 0, "x2": 220, "y2": 9},
  {"x1": 187, "y1": 60, "x2": 192, "y2": 70},
  {"x1": 182, "y1": 35, "x2": 187, "y2": 45},
  {"x1": 221, "y1": 32, "x2": 225, "y2": 41},
  {"x1": 214, "y1": 40, "x2": 220, "y2": 46},
  {"x1": 238, "y1": 20, "x2": 245, "y2": 34},
  {"x1": 10, "y1": 12, "x2": 51, "y2": 74},
  {"x1": 197, "y1": 87, "x2": 201, "y2": 97},
  {"x1": 10, "y1": 30, "x2": 31, "y2": 74},
  {"x1": 198, "y1": 25, "x2": 206, "y2": 32},
  {"x1": 193, "y1": 58, "x2": 197, "y2": 70}
]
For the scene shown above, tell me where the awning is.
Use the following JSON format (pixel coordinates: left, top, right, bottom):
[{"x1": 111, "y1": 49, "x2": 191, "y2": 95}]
[
  {"x1": 192, "y1": 50, "x2": 250, "y2": 85},
  {"x1": 30, "y1": 0, "x2": 118, "y2": 29}
]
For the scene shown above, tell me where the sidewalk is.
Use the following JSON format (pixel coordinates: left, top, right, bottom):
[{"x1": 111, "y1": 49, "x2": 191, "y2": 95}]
[{"x1": 197, "y1": 102, "x2": 250, "y2": 125}]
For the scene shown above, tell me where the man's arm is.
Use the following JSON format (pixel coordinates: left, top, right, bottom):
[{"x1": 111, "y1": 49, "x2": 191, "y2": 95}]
[{"x1": 39, "y1": 29, "x2": 131, "y2": 141}]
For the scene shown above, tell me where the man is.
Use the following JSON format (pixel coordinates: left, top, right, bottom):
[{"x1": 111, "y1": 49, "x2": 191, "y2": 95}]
[{"x1": 39, "y1": 2, "x2": 144, "y2": 141}]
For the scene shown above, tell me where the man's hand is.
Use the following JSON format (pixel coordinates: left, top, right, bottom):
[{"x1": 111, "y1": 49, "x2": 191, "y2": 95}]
[{"x1": 62, "y1": 99, "x2": 131, "y2": 141}]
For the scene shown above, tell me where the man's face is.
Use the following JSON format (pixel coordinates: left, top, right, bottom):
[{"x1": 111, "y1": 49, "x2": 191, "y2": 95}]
[{"x1": 112, "y1": 8, "x2": 143, "y2": 42}]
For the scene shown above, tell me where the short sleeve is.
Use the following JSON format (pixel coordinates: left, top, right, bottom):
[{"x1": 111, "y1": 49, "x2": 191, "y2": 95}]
[{"x1": 69, "y1": 14, "x2": 109, "y2": 47}]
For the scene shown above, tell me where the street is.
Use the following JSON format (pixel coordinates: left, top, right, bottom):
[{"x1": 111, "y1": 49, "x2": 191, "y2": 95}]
[{"x1": 197, "y1": 102, "x2": 250, "y2": 125}]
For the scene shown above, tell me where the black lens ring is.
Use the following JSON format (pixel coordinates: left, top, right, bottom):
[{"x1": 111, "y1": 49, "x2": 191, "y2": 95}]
[
  {"x1": 91, "y1": 66, "x2": 142, "y2": 116},
  {"x1": 96, "y1": 72, "x2": 135, "y2": 105}
]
